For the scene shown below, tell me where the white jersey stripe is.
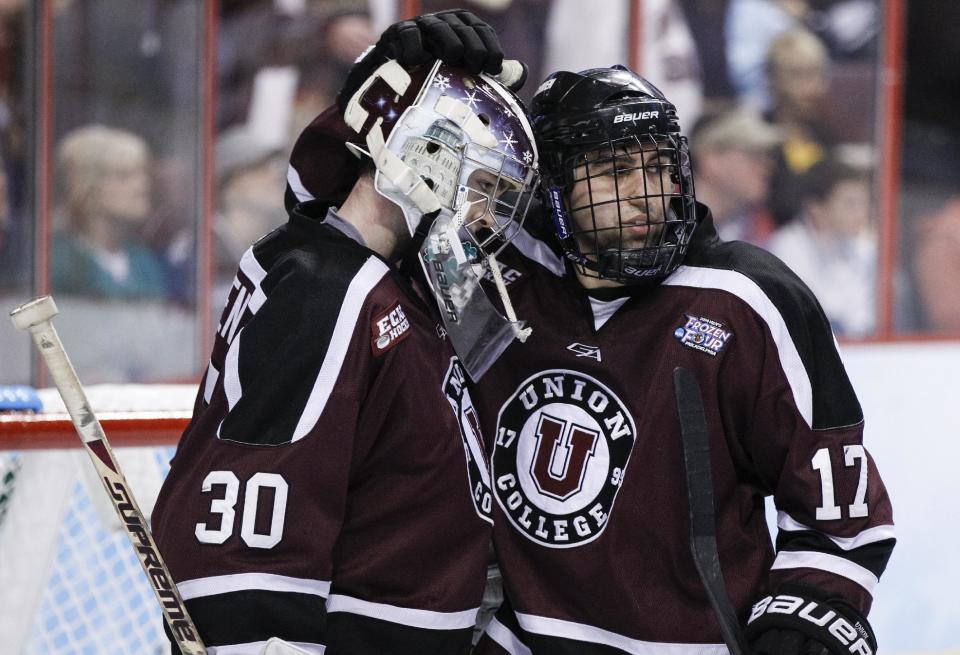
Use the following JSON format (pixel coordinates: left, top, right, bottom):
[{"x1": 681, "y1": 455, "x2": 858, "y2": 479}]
[
  {"x1": 238, "y1": 247, "x2": 270, "y2": 313},
  {"x1": 514, "y1": 611, "x2": 728, "y2": 655},
  {"x1": 325, "y1": 594, "x2": 479, "y2": 630},
  {"x1": 777, "y1": 511, "x2": 896, "y2": 550},
  {"x1": 287, "y1": 164, "x2": 315, "y2": 204},
  {"x1": 223, "y1": 330, "x2": 243, "y2": 415},
  {"x1": 209, "y1": 641, "x2": 326, "y2": 655},
  {"x1": 221, "y1": 248, "x2": 270, "y2": 415},
  {"x1": 772, "y1": 550, "x2": 879, "y2": 593},
  {"x1": 663, "y1": 265, "x2": 813, "y2": 428},
  {"x1": 485, "y1": 616, "x2": 533, "y2": 655},
  {"x1": 177, "y1": 572, "x2": 331, "y2": 600},
  {"x1": 292, "y1": 256, "x2": 390, "y2": 442}
]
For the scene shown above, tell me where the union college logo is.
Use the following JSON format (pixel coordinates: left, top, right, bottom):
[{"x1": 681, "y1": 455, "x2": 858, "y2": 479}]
[{"x1": 493, "y1": 369, "x2": 636, "y2": 547}]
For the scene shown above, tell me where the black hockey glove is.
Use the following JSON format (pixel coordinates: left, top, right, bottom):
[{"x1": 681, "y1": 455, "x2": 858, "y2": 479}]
[
  {"x1": 744, "y1": 587, "x2": 877, "y2": 655},
  {"x1": 336, "y1": 9, "x2": 523, "y2": 114}
]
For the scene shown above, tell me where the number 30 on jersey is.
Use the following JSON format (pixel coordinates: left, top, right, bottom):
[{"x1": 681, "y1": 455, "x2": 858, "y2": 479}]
[{"x1": 195, "y1": 471, "x2": 289, "y2": 549}]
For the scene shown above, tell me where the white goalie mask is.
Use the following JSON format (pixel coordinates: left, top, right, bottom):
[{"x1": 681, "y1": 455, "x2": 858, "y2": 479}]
[{"x1": 344, "y1": 59, "x2": 540, "y2": 379}]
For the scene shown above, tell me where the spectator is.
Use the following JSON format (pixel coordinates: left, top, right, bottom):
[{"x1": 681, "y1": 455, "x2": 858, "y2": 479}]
[
  {"x1": 543, "y1": 0, "x2": 704, "y2": 123},
  {"x1": 689, "y1": 105, "x2": 781, "y2": 245},
  {"x1": 726, "y1": 0, "x2": 808, "y2": 110},
  {"x1": 214, "y1": 126, "x2": 286, "y2": 279},
  {"x1": 913, "y1": 198, "x2": 960, "y2": 332},
  {"x1": 726, "y1": 0, "x2": 877, "y2": 110},
  {"x1": 166, "y1": 124, "x2": 286, "y2": 303},
  {"x1": 768, "y1": 155, "x2": 875, "y2": 336},
  {"x1": 52, "y1": 124, "x2": 168, "y2": 299},
  {"x1": 764, "y1": 27, "x2": 835, "y2": 226}
]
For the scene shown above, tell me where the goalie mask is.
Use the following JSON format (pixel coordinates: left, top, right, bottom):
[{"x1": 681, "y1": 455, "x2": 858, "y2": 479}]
[
  {"x1": 343, "y1": 59, "x2": 539, "y2": 379},
  {"x1": 532, "y1": 65, "x2": 696, "y2": 283}
]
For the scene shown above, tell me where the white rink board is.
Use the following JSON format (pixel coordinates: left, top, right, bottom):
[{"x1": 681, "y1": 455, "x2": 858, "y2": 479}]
[{"x1": 838, "y1": 341, "x2": 960, "y2": 652}]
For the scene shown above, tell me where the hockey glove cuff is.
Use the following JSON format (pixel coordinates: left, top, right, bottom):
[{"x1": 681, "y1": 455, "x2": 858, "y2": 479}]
[
  {"x1": 744, "y1": 586, "x2": 877, "y2": 655},
  {"x1": 336, "y1": 9, "x2": 508, "y2": 114}
]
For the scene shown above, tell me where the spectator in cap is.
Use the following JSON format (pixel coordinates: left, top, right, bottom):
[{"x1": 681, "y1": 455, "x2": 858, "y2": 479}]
[
  {"x1": 213, "y1": 125, "x2": 286, "y2": 273},
  {"x1": 166, "y1": 124, "x2": 286, "y2": 302},
  {"x1": 689, "y1": 105, "x2": 781, "y2": 245}
]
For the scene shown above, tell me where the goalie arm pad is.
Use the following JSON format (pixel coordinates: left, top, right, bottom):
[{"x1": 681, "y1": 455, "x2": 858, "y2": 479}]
[{"x1": 744, "y1": 587, "x2": 877, "y2": 655}]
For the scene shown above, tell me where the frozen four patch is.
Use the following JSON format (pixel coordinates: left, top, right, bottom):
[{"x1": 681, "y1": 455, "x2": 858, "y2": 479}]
[{"x1": 674, "y1": 314, "x2": 733, "y2": 356}]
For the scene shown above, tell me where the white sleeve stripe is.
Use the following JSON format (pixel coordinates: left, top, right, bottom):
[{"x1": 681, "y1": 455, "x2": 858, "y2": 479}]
[
  {"x1": 177, "y1": 573, "x2": 331, "y2": 600},
  {"x1": 511, "y1": 225, "x2": 566, "y2": 277},
  {"x1": 777, "y1": 511, "x2": 896, "y2": 550},
  {"x1": 771, "y1": 550, "x2": 879, "y2": 593},
  {"x1": 514, "y1": 611, "x2": 728, "y2": 654},
  {"x1": 292, "y1": 256, "x2": 390, "y2": 442},
  {"x1": 325, "y1": 594, "x2": 479, "y2": 630},
  {"x1": 208, "y1": 641, "x2": 326, "y2": 655},
  {"x1": 223, "y1": 330, "x2": 242, "y2": 414},
  {"x1": 287, "y1": 164, "x2": 315, "y2": 204},
  {"x1": 485, "y1": 617, "x2": 533, "y2": 655},
  {"x1": 220, "y1": 248, "x2": 270, "y2": 415},
  {"x1": 238, "y1": 247, "x2": 270, "y2": 313},
  {"x1": 663, "y1": 265, "x2": 813, "y2": 427}
]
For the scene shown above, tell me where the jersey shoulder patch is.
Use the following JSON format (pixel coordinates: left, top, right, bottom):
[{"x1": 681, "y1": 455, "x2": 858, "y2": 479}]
[{"x1": 673, "y1": 240, "x2": 862, "y2": 430}]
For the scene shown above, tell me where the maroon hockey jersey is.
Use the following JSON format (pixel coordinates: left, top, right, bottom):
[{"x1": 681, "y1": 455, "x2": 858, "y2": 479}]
[
  {"x1": 473, "y1": 206, "x2": 895, "y2": 654},
  {"x1": 152, "y1": 202, "x2": 492, "y2": 654}
]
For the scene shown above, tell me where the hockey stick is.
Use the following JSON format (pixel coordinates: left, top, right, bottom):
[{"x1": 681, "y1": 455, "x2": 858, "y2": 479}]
[
  {"x1": 673, "y1": 367, "x2": 751, "y2": 655},
  {"x1": 10, "y1": 296, "x2": 207, "y2": 655}
]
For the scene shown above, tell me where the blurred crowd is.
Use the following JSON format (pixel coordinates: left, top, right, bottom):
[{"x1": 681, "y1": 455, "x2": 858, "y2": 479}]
[{"x1": 0, "y1": 0, "x2": 958, "y2": 383}]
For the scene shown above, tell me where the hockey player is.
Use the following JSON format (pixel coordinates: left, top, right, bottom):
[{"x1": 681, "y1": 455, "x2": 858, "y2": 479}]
[
  {"x1": 150, "y1": 15, "x2": 540, "y2": 654},
  {"x1": 469, "y1": 66, "x2": 895, "y2": 655},
  {"x1": 292, "y1": 17, "x2": 895, "y2": 655}
]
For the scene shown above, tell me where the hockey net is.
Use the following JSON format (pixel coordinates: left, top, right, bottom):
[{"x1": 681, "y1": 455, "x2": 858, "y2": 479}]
[{"x1": 0, "y1": 383, "x2": 196, "y2": 655}]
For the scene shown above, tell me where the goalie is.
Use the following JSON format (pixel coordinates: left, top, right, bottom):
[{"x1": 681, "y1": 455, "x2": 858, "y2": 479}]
[{"x1": 151, "y1": 11, "x2": 540, "y2": 654}]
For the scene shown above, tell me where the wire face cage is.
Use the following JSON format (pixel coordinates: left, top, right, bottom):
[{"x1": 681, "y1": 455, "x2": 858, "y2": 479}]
[{"x1": 554, "y1": 132, "x2": 695, "y2": 282}]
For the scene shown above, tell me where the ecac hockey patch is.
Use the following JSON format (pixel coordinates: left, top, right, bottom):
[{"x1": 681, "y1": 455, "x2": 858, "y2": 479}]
[
  {"x1": 674, "y1": 314, "x2": 733, "y2": 356},
  {"x1": 371, "y1": 303, "x2": 411, "y2": 356}
]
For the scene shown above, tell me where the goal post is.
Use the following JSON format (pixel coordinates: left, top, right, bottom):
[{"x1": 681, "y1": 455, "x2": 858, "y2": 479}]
[{"x1": 0, "y1": 383, "x2": 195, "y2": 655}]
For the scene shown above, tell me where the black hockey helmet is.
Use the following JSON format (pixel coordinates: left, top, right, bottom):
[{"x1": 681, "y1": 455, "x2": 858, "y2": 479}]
[{"x1": 531, "y1": 65, "x2": 697, "y2": 282}]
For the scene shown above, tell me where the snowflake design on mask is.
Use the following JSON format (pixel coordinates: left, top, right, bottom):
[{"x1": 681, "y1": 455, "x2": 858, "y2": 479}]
[
  {"x1": 462, "y1": 89, "x2": 481, "y2": 111},
  {"x1": 522, "y1": 150, "x2": 533, "y2": 164},
  {"x1": 433, "y1": 74, "x2": 451, "y2": 91},
  {"x1": 500, "y1": 130, "x2": 517, "y2": 153}
]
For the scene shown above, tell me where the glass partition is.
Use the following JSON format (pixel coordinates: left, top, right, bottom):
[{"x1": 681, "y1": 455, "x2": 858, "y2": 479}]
[
  {"x1": 0, "y1": 2, "x2": 37, "y2": 382},
  {"x1": 0, "y1": 1, "x2": 206, "y2": 386},
  {"x1": 0, "y1": 0, "x2": 954, "y2": 389}
]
